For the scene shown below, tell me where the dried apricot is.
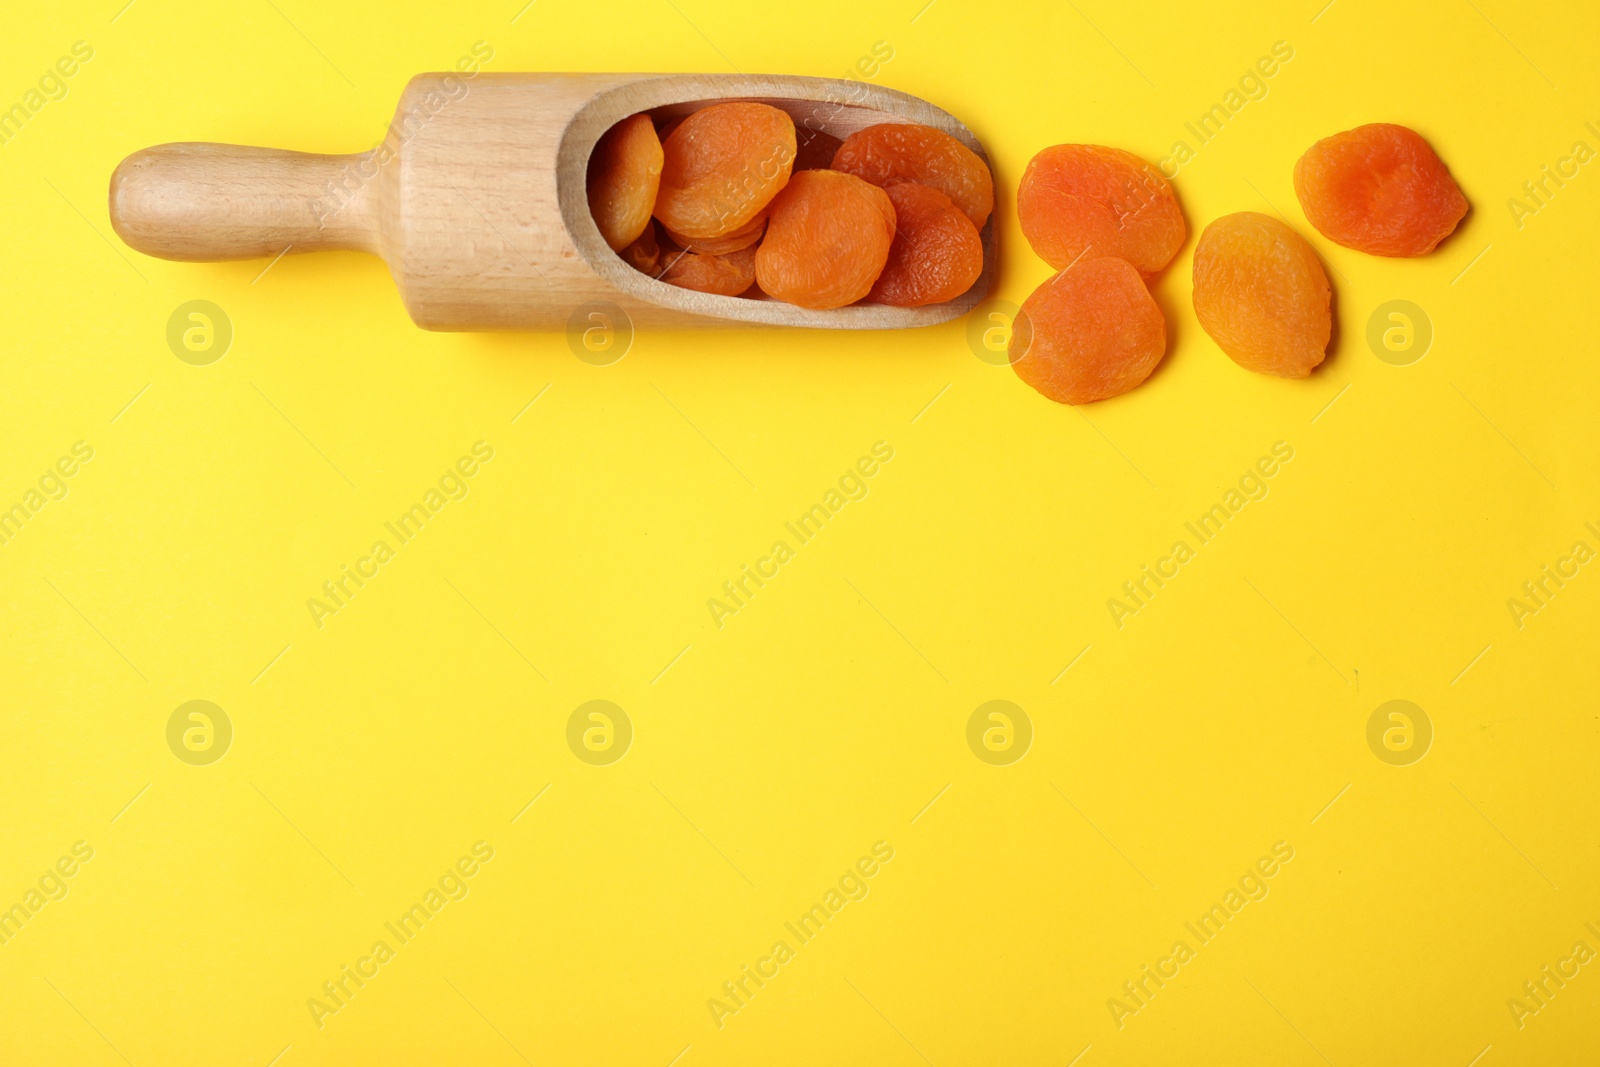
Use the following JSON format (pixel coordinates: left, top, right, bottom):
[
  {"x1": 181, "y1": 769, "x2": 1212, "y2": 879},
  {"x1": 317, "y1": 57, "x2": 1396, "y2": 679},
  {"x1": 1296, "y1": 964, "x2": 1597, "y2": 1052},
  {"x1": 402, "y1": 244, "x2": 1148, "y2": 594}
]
[
  {"x1": 663, "y1": 214, "x2": 766, "y2": 256},
  {"x1": 654, "y1": 102, "x2": 796, "y2": 240},
  {"x1": 832, "y1": 123, "x2": 994, "y2": 230},
  {"x1": 867, "y1": 183, "x2": 983, "y2": 307},
  {"x1": 657, "y1": 241, "x2": 758, "y2": 297},
  {"x1": 1010, "y1": 258, "x2": 1166, "y2": 405},
  {"x1": 586, "y1": 114, "x2": 663, "y2": 251},
  {"x1": 1293, "y1": 123, "x2": 1468, "y2": 257},
  {"x1": 754, "y1": 170, "x2": 896, "y2": 309},
  {"x1": 1017, "y1": 145, "x2": 1185, "y2": 276},
  {"x1": 620, "y1": 220, "x2": 660, "y2": 274},
  {"x1": 1192, "y1": 212, "x2": 1330, "y2": 378}
]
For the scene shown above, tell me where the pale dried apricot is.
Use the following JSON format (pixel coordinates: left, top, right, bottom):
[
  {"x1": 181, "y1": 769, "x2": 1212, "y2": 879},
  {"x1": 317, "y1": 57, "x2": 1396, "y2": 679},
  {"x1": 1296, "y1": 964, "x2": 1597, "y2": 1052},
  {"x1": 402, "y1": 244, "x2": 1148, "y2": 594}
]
[
  {"x1": 832, "y1": 123, "x2": 994, "y2": 230},
  {"x1": 755, "y1": 170, "x2": 896, "y2": 309},
  {"x1": 663, "y1": 214, "x2": 766, "y2": 256},
  {"x1": 587, "y1": 113, "x2": 663, "y2": 251},
  {"x1": 1293, "y1": 123, "x2": 1467, "y2": 257},
  {"x1": 654, "y1": 102, "x2": 796, "y2": 240},
  {"x1": 1017, "y1": 145, "x2": 1185, "y2": 275},
  {"x1": 657, "y1": 240, "x2": 758, "y2": 297},
  {"x1": 1192, "y1": 212, "x2": 1330, "y2": 378},
  {"x1": 867, "y1": 182, "x2": 983, "y2": 307},
  {"x1": 1010, "y1": 258, "x2": 1166, "y2": 405}
]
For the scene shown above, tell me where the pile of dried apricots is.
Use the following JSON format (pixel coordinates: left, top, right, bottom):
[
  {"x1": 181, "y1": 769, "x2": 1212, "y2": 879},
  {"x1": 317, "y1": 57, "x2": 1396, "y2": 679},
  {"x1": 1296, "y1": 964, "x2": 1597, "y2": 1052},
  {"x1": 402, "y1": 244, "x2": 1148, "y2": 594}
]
[
  {"x1": 587, "y1": 102, "x2": 992, "y2": 309},
  {"x1": 1009, "y1": 122, "x2": 1468, "y2": 403},
  {"x1": 588, "y1": 104, "x2": 1468, "y2": 406}
]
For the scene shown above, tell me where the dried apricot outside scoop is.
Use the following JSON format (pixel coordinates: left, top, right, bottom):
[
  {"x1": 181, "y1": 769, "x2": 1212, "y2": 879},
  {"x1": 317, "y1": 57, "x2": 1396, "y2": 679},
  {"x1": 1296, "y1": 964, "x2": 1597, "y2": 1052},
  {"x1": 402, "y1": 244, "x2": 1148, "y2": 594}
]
[
  {"x1": 1192, "y1": 212, "x2": 1331, "y2": 378},
  {"x1": 1017, "y1": 144, "x2": 1186, "y2": 276},
  {"x1": 1293, "y1": 123, "x2": 1468, "y2": 257},
  {"x1": 1010, "y1": 258, "x2": 1168, "y2": 405}
]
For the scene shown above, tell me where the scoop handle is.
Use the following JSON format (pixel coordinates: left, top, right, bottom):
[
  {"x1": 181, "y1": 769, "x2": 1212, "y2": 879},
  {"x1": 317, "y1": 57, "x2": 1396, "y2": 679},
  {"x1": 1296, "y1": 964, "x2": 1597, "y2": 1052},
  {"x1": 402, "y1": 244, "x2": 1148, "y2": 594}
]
[{"x1": 109, "y1": 143, "x2": 380, "y2": 261}]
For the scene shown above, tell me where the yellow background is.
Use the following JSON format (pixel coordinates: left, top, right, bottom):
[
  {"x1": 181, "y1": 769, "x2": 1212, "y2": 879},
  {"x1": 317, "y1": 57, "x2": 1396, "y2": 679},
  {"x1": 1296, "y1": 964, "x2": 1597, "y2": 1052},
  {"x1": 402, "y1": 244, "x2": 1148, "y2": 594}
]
[{"x1": 3, "y1": 0, "x2": 1598, "y2": 1063}]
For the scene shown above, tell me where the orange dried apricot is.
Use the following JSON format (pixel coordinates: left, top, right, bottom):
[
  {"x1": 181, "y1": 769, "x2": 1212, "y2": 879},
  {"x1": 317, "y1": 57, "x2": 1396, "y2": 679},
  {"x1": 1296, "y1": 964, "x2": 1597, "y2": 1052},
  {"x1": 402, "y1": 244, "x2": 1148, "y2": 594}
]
[
  {"x1": 1010, "y1": 258, "x2": 1167, "y2": 405},
  {"x1": 754, "y1": 170, "x2": 896, "y2": 309},
  {"x1": 867, "y1": 182, "x2": 983, "y2": 307},
  {"x1": 1293, "y1": 123, "x2": 1468, "y2": 257},
  {"x1": 831, "y1": 123, "x2": 994, "y2": 230},
  {"x1": 620, "y1": 220, "x2": 660, "y2": 275},
  {"x1": 586, "y1": 114, "x2": 663, "y2": 251},
  {"x1": 1016, "y1": 145, "x2": 1185, "y2": 276},
  {"x1": 657, "y1": 241, "x2": 758, "y2": 297},
  {"x1": 663, "y1": 214, "x2": 766, "y2": 256},
  {"x1": 1192, "y1": 212, "x2": 1330, "y2": 378},
  {"x1": 654, "y1": 102, "x2": 796, "y2": 240}
]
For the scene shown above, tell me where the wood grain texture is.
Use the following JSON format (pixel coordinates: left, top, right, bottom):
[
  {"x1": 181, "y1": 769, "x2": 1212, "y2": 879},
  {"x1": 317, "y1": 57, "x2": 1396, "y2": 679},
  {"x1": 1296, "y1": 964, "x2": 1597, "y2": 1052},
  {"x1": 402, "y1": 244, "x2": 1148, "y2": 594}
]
[
  {"x1": 110, "y1": 73, "x2": 996, "y2": 331},
  {"x1": 110, "y1": 144, "x2": 379, "y2": 260}
]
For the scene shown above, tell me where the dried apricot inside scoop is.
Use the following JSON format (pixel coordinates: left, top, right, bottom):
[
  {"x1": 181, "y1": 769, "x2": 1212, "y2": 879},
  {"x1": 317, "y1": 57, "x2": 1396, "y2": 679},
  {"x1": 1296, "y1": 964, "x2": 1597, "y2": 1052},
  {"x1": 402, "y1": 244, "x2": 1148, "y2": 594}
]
[
  {"x1": 832, "y1": 123, "x2": 994, "y2": 230},
  {"x1": 1017, "y1": 145, "x2": 1186, "y2": 275},
  {"x1": 755, "y1": 170, "x2": 896, "y2": 309},
  {"x1": 587, "y1": 114, "x2": 663, "y2": 251},
  {"x1": 1010, "y1": 258, "x2": 1167, "y2": 405},
  {"x1": 654, "y1": 102, "x2": 796, "y2": 240},
  {"x1": 663, "y1": 214, "x2": 766, "y2": 256},
  {"x1": 620, "y1": 220, "x2": 661, "y2": 275},
  {"x1": 1293, "y1": 123, "x2": 1468, "y2": 256},
  {"x1": 867, "y1": 182, "x2": 984, "y2": 307},
  {"x1": 1192, "y1": 212, "x2": 1331, "y2": 378},
  {"x1": 658, "y1": 241, "x2": 758, "y2": 297}
]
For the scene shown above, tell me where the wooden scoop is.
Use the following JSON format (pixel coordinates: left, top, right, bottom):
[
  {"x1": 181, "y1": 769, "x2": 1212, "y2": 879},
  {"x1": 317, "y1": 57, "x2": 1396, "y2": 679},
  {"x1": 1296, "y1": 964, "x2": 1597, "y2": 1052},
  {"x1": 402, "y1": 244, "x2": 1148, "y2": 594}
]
[{"x1": 109, "y1": 73, "x2": 996, "y2": 331}]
